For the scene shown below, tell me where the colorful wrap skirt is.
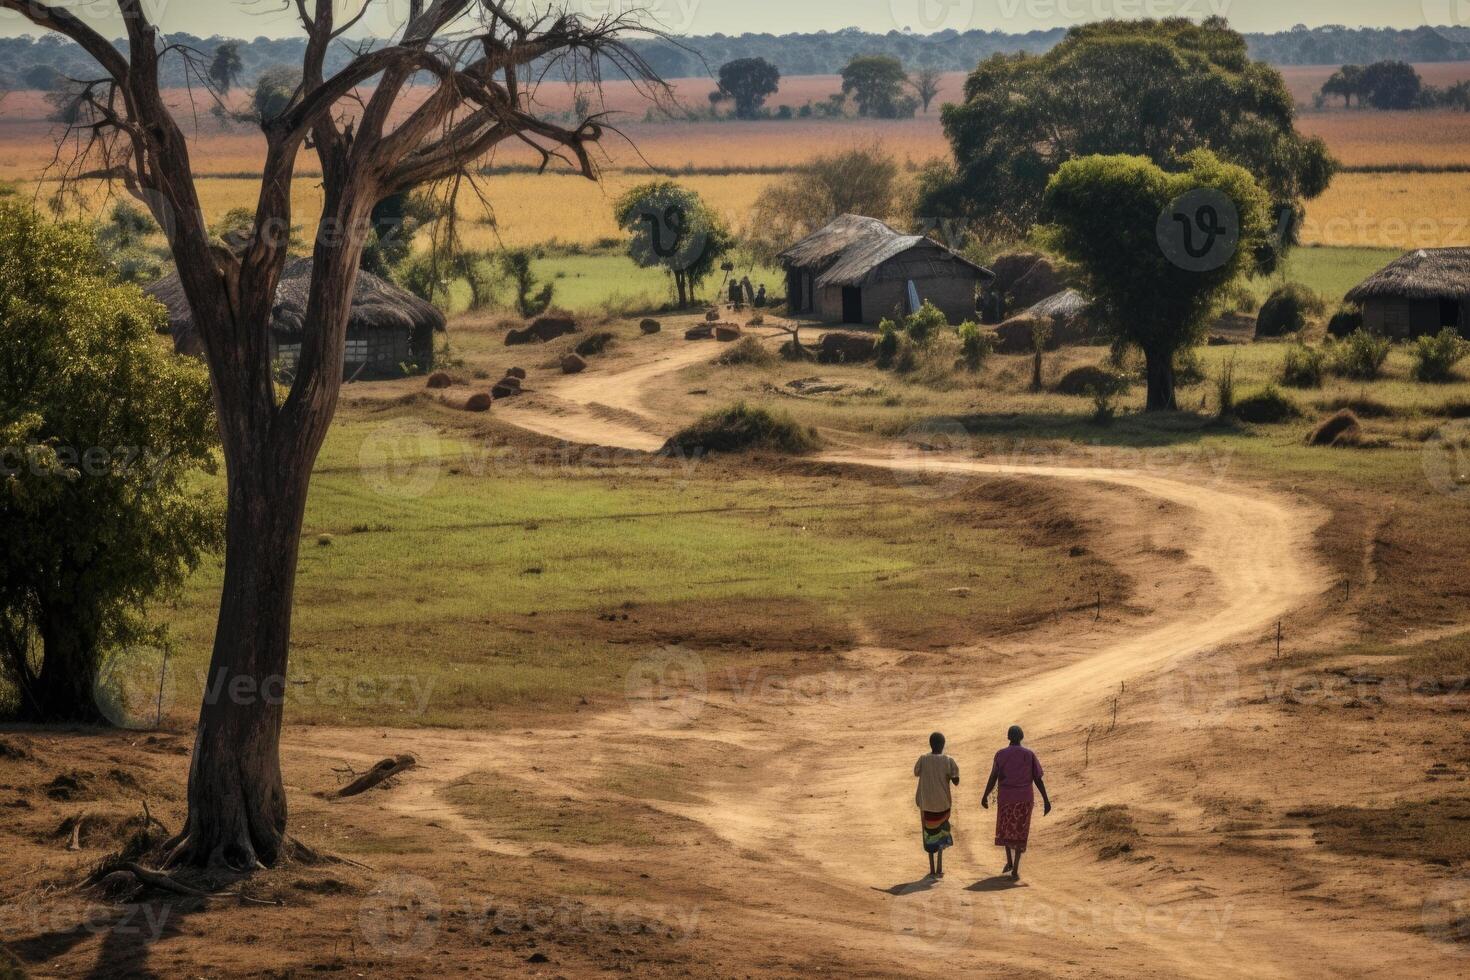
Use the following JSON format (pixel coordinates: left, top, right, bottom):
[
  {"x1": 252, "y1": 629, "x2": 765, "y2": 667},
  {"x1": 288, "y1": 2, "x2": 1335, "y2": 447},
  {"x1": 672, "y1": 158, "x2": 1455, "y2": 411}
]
[
  {"x1": 921, "y1": 810, "x2": 953, "y2": 853},
  {"x1": 994, "y1": 799, "x2": 1034, "y2": 852}
]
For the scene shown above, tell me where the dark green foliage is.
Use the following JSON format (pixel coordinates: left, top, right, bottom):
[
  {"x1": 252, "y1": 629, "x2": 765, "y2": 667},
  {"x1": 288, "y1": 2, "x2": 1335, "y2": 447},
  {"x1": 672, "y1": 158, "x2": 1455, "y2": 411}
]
[
  {"x1": 920, "y1": 18, "x2": 1335, "y2": 242},
  {"x1": 1232, "y1": 385, "x2": 1300, "y2": 424},
  {"x1": 1411, "y1": 328, "x2": 1470, "y2": 383},
  {"x1": 1329, "y1": 328, "x2": 1392, "y2": 381},
  {"x1": 1326, "y1": 305, "x2": 1363, "y2": 338},
  {"x1": 1280, "y1": 344, "x2": 1326, "y2": 388},
  {"x1": 209, "y1": 42, "x2": 244, "y2": 93},
  {"x1": 501, "y1": 249, "x2": 554, "y2": 318},
  {"x1": 662, "y1": 403, "x2": 819, "y2": 456},
  {"x1": 840, "y1": 55, "x2": 914, "y2": 118},
  {"x1": 613, "y1": 181, "x2": 734, "y2": 308},
  {"x1": 0, "y1": 205, "x2": 222, "y2": 723},
  {"x1": 718, "y1": 58, "x2": 781, "y2": 118},
  {"x1": 958, "y1": 321, "x2": 993, "y2": 372},
  {"x1": 252, "y1": 64, "x2": 301, "y2": 123},
  {"x1": 1256, "y1": 283, "x2": 1325, "y2": 337}
]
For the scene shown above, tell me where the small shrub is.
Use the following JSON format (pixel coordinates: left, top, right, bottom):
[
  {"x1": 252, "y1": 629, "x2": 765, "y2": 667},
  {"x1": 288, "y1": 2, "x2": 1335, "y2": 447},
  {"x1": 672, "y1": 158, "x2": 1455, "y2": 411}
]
[
  {"x1": 1232, "y1": 385, "x2": 1300, "y2": 424},
  {"x1": 1280, "y1": 344, "x2": 1325, "y2": 388},
  {"x1": 1326, "y1": 305, "x2": 1363, "y2": 339},
  {"x1": 1084, "y1": 371, "x2": 1133, "y2": 426},
  {"x1": 1308, "y1": 409, "x2": 1362, "y2": 447},
  {"x1": 1174, "y1": 346, "x2": 1205, "y2": 387},
  {"x1": 716, "y1": 336, "x2": 775, "y2": 367},
  {"x1": 874, "y1": 318, "x2": 900, "y2": 368},
  {"x1": 1256, "y1": 283, "x2": 1326, "y2": 338},
  {"x1": 957, "y1": 320, "x2": 993, "y2": 372},
  {"x1": 1054, "y1": 364, "x2": 1120, "y2": 396},
  {"x1": 1411, "y1": 328, "x2": 1470, "y2": 383},
  {"x1": 1215, "y1": 356, "x2": 1237, "y2": 418},
  {"x1": 661, "y1": 402, "x2": 819, "y2": 456},
  {"x1": 904, "y1": 301, "x2": 948, "y2": 347},
  {"x1": 1329, "y1": 328, "x2": 1392, "y2": 381}
]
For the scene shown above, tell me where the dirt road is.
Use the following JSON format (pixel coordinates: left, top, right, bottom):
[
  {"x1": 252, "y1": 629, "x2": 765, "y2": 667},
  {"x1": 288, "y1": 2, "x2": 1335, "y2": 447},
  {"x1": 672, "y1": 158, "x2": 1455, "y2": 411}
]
[{"x1": 296, "y1": 327, "x2": 1461, "y2": 977}]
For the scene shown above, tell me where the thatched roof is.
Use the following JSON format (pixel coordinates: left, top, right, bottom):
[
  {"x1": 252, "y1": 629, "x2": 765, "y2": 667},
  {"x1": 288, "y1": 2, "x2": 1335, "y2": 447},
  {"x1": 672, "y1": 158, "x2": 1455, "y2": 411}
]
[
  {"x1": 146, "y1": 258, "x2": 446, "y2": 355},
  {"x1": 778, "y1": 214, "x2": 898, "y2": 271},
  {"x1": 1019, "y1": 288, "x2": 1090, "y2": 322},
  {"x1": 779, "y1": 214, "x2": 992, "y2": 289},
  {"x1": 1345, "y1": 248, "x2": 1470, "y2": 303}
]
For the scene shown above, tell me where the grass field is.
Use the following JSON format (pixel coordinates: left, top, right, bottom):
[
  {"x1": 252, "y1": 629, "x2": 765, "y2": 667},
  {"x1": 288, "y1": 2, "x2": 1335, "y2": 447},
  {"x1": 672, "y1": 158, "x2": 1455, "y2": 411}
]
[{"x1": 148, "y1": 403, "x2": 1103, "y2": 727}]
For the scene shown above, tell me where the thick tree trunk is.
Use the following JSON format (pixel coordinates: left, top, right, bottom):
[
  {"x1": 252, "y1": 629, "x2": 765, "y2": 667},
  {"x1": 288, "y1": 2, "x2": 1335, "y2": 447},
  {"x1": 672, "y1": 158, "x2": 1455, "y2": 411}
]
[
  {"x1": 24, "y1": 609, "x2": 104, "y2": 724},
  {"x1": 166, "y1": 456, "x2": 313, "y2": 871},
  {"x1": 1144, "y1": 349, "x2": 1178, "y2": 412}
]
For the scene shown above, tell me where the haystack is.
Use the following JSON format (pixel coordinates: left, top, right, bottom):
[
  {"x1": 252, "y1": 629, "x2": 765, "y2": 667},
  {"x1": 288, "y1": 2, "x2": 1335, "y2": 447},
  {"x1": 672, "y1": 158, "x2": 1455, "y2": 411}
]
[
  {"x1": 994, "y1": 289, "x2": 1098, "y2": 353},
  {"x1": 146, "y1": 258, "x2": 443, "y2": 379}
]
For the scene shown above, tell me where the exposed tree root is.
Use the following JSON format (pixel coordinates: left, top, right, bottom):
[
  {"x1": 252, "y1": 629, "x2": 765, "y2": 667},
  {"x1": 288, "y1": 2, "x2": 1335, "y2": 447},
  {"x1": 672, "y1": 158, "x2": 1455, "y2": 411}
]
[{"x1": 331, "y1": 755, "x2": 417, "y2": 798}]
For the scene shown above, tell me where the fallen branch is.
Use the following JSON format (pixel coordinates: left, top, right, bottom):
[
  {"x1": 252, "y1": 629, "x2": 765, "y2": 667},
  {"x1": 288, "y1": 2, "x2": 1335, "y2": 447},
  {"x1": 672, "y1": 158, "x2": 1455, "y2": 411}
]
[
  {"x1": 333, "y1": 755, "x2": 417, "y2": 798},
  {"x1": 116, "y1": 862, "x2": 211, "y2": 898}
]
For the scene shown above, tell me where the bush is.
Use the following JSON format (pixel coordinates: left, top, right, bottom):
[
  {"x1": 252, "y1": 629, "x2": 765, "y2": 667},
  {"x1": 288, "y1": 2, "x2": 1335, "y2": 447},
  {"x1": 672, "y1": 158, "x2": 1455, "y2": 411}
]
[
  {"x1": 1256, "y1": 283, "x2": 1325, "y2": 338},
  {"x1": 1411, "y1": 328, "x2": 1470, "y2": 383},
  {"x1": 574, "y1": 331, "x2": 616, "y2": 357},
  {"x1": 661, "y1": 402, "x2": 819, "y2": 455},
  {"x1": 1329, "y1": 328, "x2": 1392, "y2": 380},
  {"x1": 904, "y1": 301, "x2": 948, "y2": 347},
  {"x1": 716, "y1": 336, "x2": 776, "y2": 367},
  {"x1": 1084, "y1": 371, "x2": 1133, "y2": 425},
  {"x1": 957, "y1": 321, "x2": 993, "y2": 372},
  {"x1": 1232, "y1": 385, "x2": 1300, "y2": 424},
  {"x1": 1215, "y1": 356, "x2": 1237, "y2": 417},
  {"x1": 1054, "y1": 364, "x2": 1121, "y2": 396},
  {"x1": 1326, "y1": 305, "x2": 1363, "y2": 339},
  {"x1": 1280, "y1": 344, "x2": 1326, "y2": 388},
  {"x1": 1174, "y1": 346, "x2": 1205, "y2": 386}
]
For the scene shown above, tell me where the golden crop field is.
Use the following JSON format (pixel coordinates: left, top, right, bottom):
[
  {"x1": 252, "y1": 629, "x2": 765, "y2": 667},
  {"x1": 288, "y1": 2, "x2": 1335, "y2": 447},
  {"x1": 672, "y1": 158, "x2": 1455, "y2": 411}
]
[
  {"x1": 1299, "y1": 111, "x2": 1470, "y2": 168},
  {"x1": 1300, "y1": 171, "x2": 1470, "y2": 249}
]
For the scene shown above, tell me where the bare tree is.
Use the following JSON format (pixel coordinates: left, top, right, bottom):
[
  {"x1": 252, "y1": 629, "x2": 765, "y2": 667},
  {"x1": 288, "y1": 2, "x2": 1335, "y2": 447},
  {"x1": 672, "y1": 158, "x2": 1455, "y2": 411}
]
[
  {"x1": 910, "y1": 66, "x2": 942, "y2": 113},
  {"x1": 2, "y1": 0, "x2": 665, "y2": 873}
]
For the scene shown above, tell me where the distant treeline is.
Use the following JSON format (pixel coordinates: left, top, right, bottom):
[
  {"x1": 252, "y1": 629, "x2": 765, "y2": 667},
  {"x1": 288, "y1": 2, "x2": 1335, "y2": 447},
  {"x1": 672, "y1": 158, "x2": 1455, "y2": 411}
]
[{"x1": 5, "y1": 23, "x2": 1470, "y2": 91}]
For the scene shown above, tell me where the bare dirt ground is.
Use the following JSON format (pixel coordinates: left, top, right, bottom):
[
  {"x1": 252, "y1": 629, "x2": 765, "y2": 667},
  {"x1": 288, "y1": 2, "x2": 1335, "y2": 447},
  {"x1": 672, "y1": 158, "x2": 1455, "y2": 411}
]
[{"x1": 4, "y1": 316, "x2": 1469, "y2": 977}]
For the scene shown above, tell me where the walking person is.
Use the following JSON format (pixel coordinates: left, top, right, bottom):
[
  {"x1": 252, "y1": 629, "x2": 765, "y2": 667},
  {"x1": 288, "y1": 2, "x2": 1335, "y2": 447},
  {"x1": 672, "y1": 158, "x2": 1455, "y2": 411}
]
[
  {"x1": 914, "y1": 732, "x2": 960, "y2": 879},
  {"x1": 981, "y1": 726, "x2": 1051, "y2": 882}
]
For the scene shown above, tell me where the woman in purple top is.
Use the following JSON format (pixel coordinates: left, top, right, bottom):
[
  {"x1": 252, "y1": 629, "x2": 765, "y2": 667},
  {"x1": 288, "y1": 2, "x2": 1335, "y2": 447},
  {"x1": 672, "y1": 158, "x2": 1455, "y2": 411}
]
[{"x1": 981, "y1": 726, "x2": 1052, "y2": 881}]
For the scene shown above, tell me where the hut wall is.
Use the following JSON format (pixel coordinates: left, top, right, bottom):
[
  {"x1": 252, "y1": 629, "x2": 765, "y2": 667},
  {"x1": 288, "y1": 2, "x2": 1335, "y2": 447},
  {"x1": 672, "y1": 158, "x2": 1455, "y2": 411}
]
[
  {"x1": 1363, "y1": 297, "x2": 1450, "y2": 339},
  {"x1": 270, "y1": 327, "x2": 415, "y2": 380},
  {"x1": 909, "y1": 276, "x2": 981, "y2": 324}
]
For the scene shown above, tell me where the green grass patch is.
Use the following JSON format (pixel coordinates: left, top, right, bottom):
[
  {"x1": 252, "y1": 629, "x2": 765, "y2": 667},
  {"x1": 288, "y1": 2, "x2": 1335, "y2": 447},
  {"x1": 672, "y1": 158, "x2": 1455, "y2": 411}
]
[{"x1": 1248, "y1": 246, "x2": 1403, "y2": 305}]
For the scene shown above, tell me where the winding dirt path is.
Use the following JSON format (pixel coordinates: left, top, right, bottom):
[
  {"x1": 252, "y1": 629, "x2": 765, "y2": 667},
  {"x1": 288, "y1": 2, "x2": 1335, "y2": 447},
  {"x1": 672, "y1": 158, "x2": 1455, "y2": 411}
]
[{"x1": 296, "y1": 327, "x2": 1460, "y2": 977}]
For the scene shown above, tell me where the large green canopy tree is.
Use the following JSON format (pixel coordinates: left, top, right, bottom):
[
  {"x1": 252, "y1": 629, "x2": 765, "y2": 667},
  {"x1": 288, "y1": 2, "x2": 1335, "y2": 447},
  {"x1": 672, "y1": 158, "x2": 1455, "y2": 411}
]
[
  {"x1": 0, "y1": 204, "x2": 222, "y2": 722},
  {"x1": 614, "y1": 180, "x2": 733, "y2": 308},
  {"x1": 1042, "y1": 151, "x2": 1273, "y2": 411},
  {"x1": 920, "y1": 17, "x2": 1335, "y2": 243}
]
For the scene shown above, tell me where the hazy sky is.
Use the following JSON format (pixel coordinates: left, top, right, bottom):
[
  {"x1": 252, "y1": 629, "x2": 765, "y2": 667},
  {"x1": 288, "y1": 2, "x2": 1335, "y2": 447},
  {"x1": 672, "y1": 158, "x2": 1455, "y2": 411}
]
[{"x1": 0, "y1": 0, "x2": 1462, "y2": 39}]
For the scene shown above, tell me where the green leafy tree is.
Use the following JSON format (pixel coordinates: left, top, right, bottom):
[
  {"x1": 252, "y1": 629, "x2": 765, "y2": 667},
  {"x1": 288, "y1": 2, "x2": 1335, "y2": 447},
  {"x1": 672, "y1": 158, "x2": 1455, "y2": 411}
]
[
  {"x1": 614, "y1": 181, "x2": 734, "y2": 308},
  {"x1": 1321, "y1": 64, "x2": 1365, "y2": 107},
  {"x1": 251, "y1": 64, "x2": 301, "y2": 123},
  {"x1": 208, "y1": 42, "x2": 244, "y2": 94},
  {"x1": 717, "y1": 58, "x2": 780, "y2": 119},
  {"x1": 1360, "y1": 61, "x2": 1422, "y2": 109},
  {"x1": 500, "y1": 249, "x2": 554, "y2": 317},
  {"x1": 746, "y1": 145, "x2": 901, "y2": 262},
  {"x1": 921, "y1": 18, "x2": 1334, "y2": 243},
  {"x1": 0, "y1": 205, "x2": 222, "y2": 722},
  {"x1": 1042, "y1": 151, "x2": 1274, "y2": 411},
  {"x1": 840, "y1": 55, "x2": 910, "y2": 118}
]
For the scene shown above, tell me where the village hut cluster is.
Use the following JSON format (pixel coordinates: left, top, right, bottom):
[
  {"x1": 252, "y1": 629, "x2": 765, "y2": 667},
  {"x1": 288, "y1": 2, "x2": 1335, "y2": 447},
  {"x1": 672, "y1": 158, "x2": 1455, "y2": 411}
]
[{"x1": 147, "y1": 258, "x2": 445, "y2": 380}]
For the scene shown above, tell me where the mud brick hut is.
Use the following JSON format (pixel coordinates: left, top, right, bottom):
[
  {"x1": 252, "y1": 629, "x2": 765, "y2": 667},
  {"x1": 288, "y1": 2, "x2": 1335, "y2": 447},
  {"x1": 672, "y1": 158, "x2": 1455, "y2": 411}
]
[
  {"x1": 1345, "y1": 247, "x2": 1470, "y2": 339},
  {"x1": 147, "y1": 258, "x2": 444, "y2": 379},
  {"x1": 779, "y1": 214, "x2": 992, "y2": 326}
]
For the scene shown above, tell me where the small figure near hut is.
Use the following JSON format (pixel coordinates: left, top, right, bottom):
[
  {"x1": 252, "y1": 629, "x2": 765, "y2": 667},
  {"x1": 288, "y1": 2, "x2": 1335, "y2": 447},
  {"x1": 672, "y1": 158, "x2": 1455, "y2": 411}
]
[
  {"x1": 755, "y1": 284, "x2": 768, "y2": 308},
  {"x1": 729, "y1": 278, "x2": 743, "y2": 306}
]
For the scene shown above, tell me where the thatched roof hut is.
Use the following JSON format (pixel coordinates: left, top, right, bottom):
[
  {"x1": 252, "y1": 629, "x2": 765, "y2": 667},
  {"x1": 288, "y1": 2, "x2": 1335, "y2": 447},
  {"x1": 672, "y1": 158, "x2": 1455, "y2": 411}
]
[
  {"x1": 1345, "y1": 248, "x2": 1470, "y2": 339},
  {"x1": 146, "y1": 258, "x2": 445, "y2": 379},
  {"x1": 778, "y1": 215, "x2": 992, "y2": 326},
  {"x1": 993, "y1": 289, "x2": 1100, "y2": 353}
]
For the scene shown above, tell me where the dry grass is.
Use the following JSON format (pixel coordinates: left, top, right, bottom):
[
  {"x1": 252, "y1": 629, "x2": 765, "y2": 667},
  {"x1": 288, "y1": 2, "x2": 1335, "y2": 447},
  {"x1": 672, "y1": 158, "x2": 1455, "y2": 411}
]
[
  {"x1": 1300, "y1": 111, "x2": 1470, "y2": 169},
  {"x1": 1302, "y1": 173, "x2": 1470, "y2": 248}
]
